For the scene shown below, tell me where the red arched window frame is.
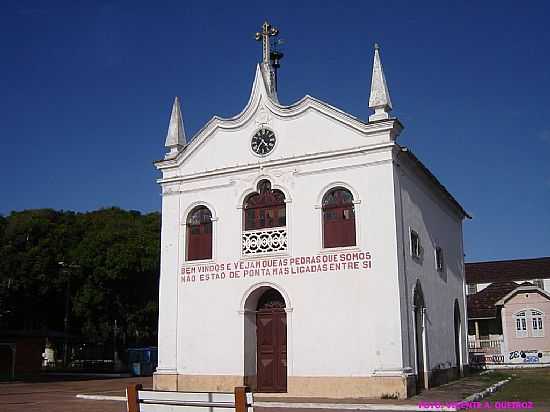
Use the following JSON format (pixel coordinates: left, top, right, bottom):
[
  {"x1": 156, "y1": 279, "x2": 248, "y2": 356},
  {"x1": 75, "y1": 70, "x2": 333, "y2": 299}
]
[
  {"x1": 322, "y1": 188, "x2": 356, "y2": 248},
  {"x1": 186, "y1": 206, "x2": 212, "y2": 261},
  {"x1": 243, "y1": 180, "x2": 286, "y2": 231}
]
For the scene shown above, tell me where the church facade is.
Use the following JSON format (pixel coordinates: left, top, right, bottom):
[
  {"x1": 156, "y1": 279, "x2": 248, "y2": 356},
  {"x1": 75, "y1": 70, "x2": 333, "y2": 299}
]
[{"x1": 154, "y1": 22, "x2": 469, "y2": 399}]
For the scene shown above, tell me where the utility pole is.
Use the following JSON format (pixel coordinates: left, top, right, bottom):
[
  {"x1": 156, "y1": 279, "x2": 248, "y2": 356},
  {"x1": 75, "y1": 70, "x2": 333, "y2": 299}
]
[
  {"x1": 58, "y1": 261, "x2": 80, "y2": 367},
  {"x1": 113, "y1": 319, "x2": 121, "y2": 371}
]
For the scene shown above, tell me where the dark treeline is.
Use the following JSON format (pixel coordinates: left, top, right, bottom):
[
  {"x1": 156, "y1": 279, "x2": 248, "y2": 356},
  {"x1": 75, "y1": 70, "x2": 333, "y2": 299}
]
[{"x1": 0, "y1": 207, "x2": 160, "y2": 350}]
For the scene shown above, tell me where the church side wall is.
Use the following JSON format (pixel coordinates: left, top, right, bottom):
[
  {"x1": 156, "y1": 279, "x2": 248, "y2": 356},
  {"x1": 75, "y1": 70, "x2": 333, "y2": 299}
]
[
  {"x1": 395, "y1": 159, "x2": 467, "y2": 388},
  {"x1": 392, "y1": 164, "x2": 414, "y2": 376}
]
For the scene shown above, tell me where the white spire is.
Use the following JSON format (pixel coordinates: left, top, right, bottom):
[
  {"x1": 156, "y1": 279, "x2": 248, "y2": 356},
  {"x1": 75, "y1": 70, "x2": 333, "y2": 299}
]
[
  {"x1": 164, "y1": 96, "x2": 187, "y2": 158},
  {"x1": 368, "y1": 43, "x2": 393, "y2": 122}
]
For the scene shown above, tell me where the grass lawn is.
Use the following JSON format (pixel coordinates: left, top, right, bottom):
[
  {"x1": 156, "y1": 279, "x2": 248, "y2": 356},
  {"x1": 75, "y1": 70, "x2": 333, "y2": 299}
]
[
  {"x1": 487, "y1": 368, "x2": 550, "y2": 410},
  {"x1": 475, "y1": 370, "x2": 514, "y2": 385}
]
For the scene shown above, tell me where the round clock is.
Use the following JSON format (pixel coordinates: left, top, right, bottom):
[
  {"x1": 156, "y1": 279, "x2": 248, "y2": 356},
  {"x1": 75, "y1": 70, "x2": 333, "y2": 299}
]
[{"x1": 251, "y1": 128, "x2": 276, "y2": 156}]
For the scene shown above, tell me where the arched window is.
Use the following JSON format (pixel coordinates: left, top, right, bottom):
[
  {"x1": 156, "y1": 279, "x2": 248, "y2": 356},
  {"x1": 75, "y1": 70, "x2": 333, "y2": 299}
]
[
  {"x1": 514, "y1": 311, "x2": 528, "y2": 338},
  {"x1": 531, "y1": 310, "x2": 544, "y2": 337},
  {"x1": 243, "y1": 180, "x2": 286, "y2": 231},
  {"x1": 186, "y1": 206, "x2": 212, "y2": 261},
  {"x1": 322, "y1": 187, "x2": 356, "y2": 248}
]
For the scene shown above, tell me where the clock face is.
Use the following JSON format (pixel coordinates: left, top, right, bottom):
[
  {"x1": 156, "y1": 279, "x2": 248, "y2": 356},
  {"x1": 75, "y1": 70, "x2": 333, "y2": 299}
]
[{"x1": 251, "y1": 128, "x2": 276, "y2": 156}]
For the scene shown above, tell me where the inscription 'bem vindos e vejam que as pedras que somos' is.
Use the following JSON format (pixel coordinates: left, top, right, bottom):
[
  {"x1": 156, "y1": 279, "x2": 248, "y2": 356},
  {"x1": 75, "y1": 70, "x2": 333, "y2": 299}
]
[{"x1": 181, "y1": 251, "x2": 372, "y2": 283}]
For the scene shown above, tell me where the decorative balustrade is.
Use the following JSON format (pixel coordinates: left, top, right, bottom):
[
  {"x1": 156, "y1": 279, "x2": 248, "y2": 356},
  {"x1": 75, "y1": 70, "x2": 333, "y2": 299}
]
[
  {"x1": 468, "y1": 338, "x2": 503, "y2": 355},
  {"x1": 242, "y1": 227, "x2": 287, "y2": 255},
  {"x1": 468, "y1": 338, "x2": 505, "y2": 366}
]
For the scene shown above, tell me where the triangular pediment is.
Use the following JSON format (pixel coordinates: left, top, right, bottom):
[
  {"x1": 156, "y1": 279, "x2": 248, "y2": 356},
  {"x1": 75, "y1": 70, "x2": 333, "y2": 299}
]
[{"x1": 156, "y1": 65, "x2": 402, "y2": 176}]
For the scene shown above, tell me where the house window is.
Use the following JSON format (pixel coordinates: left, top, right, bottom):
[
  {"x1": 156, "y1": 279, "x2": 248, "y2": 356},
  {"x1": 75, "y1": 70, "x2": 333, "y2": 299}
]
[
  {"x1": 435, "y1": 247, "x2": 444, "y2": 271},
  {"x1": 243, "y1": 180, "x2": 286, "y2": 231},
  {"x1": 531, "y1": 310, "x2": 544, "y2": 337},
  {"x1": 514, "y1": 311, "x2": 528, "y2": 338},
  {"x1": 186, "y1": 206, "x2": 212, "y2": 261},
  {"x1": 322, "y1": 188, "x2": 356, "y2": 248},
  {"x1": 467, "y1": 284, "x2": 477, "y2": 295},
  {"x1": 410, "y1": 229, "x2": 421, "y2": 259}
]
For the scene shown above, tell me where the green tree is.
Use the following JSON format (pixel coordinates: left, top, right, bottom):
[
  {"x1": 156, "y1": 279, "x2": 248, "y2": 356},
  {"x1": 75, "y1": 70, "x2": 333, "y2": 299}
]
[{"x1": 0, "y1": 208, "x2": 160, "y2": 350}]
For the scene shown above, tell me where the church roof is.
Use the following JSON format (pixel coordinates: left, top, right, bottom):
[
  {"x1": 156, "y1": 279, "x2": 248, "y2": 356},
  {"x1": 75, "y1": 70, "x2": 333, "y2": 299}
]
[
  {"x1": 466, "y1": 257, "x2": 550, "y2": 284},
  {"x1": 398, "y1": 147, "x2": 471, "y2": 219}
]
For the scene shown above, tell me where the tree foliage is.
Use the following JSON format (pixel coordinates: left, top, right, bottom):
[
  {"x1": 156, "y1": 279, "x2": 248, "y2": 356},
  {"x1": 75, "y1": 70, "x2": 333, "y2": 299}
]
[{"x1": 0, "y1": 208, "x2": 160, "y2": 347}]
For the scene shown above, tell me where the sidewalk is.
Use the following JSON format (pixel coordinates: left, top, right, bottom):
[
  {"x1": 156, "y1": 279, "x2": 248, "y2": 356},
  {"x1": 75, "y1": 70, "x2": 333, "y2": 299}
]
[
  {"x1": 253, "y1": 372, "x2": 511, "y2": 411},
  {"x1": 410, "y1": 371, "x2": 509, "y2": 403},
  {"x1": 69, "y1": 372, "x2": 511, "y2": 412}
]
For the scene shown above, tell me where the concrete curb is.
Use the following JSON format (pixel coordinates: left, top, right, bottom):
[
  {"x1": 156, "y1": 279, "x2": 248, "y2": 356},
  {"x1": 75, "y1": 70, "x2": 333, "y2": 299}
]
[
  {"x1": 253, "y1": 401, "x2": 457, "y2": 411},
  {"x1": 456, "y1": 378, "x2": 511, "y2": 409},
  {"x1": 76, "y1": 394, "x2": 127, "y2": 401}
]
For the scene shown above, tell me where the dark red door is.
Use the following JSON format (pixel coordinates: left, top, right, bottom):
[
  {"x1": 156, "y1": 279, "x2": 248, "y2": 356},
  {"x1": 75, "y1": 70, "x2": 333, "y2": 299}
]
[{"x1": 256, "y1": 290, "x2": 287, "y2": 392}]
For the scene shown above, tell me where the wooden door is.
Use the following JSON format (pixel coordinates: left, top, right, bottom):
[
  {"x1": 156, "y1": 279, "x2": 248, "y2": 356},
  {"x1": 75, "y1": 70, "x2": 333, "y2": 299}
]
[
  {"x1": 256, "y1": 290, "x2": 287, "y2": 392},
  {"x1": 414, "y1": 308, "x2": 425, "y2": 391}
]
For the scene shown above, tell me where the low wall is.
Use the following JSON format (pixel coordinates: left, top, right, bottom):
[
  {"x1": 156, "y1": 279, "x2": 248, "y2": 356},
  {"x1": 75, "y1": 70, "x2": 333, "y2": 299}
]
[{"x1": 154, "y1": 373, "x2": 417, "y2": 399}]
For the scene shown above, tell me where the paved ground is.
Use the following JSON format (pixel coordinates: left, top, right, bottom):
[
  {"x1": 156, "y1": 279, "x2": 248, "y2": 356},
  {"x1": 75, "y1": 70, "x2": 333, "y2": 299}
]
[
  {"x1": 0, "y1": 376, "x2": 151, "y2": 412},
  {"x1": 256, "y1": 372, "x2": 508, "y2": 407},
  {"x1": 0, "y1": 370, "x2": 539, "y2": 412}
]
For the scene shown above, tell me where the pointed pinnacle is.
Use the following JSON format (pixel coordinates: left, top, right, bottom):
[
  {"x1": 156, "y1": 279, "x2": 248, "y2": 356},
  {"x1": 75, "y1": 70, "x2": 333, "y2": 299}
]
[
  {"x1": 369, "y1": 43, "x2": 393, "y2": 121},
  {"x1": 165, "y1": 96, "x2": 187, "y2": 148}
]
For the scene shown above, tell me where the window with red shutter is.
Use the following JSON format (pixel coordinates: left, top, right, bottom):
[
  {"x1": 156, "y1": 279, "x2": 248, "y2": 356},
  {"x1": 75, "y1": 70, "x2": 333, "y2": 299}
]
[
  {"x1": 186, "y1": 206, "x2": 212, "y2": 261},
  {"x1": 243, "y1": 180, "x2": 286, "y2": 231},
  {"x1": 322, "y1": 188, "x2": 356, "y2": 248}
]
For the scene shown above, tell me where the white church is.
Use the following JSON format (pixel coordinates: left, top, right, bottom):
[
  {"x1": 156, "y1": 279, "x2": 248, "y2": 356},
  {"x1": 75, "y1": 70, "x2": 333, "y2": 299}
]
[{"x1": 153, "y1": 22, "x2": 470, "y2": 399}]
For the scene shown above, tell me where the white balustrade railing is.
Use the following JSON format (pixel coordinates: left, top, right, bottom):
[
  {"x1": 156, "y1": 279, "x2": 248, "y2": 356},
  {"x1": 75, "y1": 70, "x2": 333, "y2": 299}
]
[
  {"x1": 242, "y1": 227, "x2": 287, "y2": 255},
  {"x1": 468, "y1": 338, "x2": 503, "y2": 354}
]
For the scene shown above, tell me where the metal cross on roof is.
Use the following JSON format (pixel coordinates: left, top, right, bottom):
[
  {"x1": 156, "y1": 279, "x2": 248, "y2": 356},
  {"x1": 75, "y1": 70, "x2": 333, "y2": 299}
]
[{"x1": 255, "y1": 20, "x2": 279, "y2": 64}]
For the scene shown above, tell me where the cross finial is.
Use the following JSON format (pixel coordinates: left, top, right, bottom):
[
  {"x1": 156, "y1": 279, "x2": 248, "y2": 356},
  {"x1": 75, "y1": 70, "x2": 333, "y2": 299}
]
[{"x1": 255, "y1": 20, "x2": 279, "y2": 64}]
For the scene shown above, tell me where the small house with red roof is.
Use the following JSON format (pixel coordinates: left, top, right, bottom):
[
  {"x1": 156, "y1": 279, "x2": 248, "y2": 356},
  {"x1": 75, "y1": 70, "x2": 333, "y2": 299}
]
[{"x1": 465, "y1": 257, "x2": 550, "y2": 366}]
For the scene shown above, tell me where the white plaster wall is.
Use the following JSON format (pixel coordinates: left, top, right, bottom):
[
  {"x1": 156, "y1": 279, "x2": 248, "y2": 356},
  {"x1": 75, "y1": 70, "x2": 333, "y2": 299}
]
[
  {"x1": 156, "y1": 70, "x2": 464, "y2": 382},
  {"x1": 170, "y1": 148, "x2": 404, "y2": 378},
  {"x1": 156, "y1": 192, "x2": 181, "y2": 374},
  {"x1": 394, "y1": 157, "x2": 467, "y2": 374},
  {"x1": 181, "y1": 112, "x2": 365, "y2": 176}
]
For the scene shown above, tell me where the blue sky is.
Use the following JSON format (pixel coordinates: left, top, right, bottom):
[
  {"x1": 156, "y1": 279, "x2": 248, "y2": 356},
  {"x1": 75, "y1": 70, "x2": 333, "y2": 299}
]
[{"x1": 0, "y1": 1, "x2": 548, "y2": 262}]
